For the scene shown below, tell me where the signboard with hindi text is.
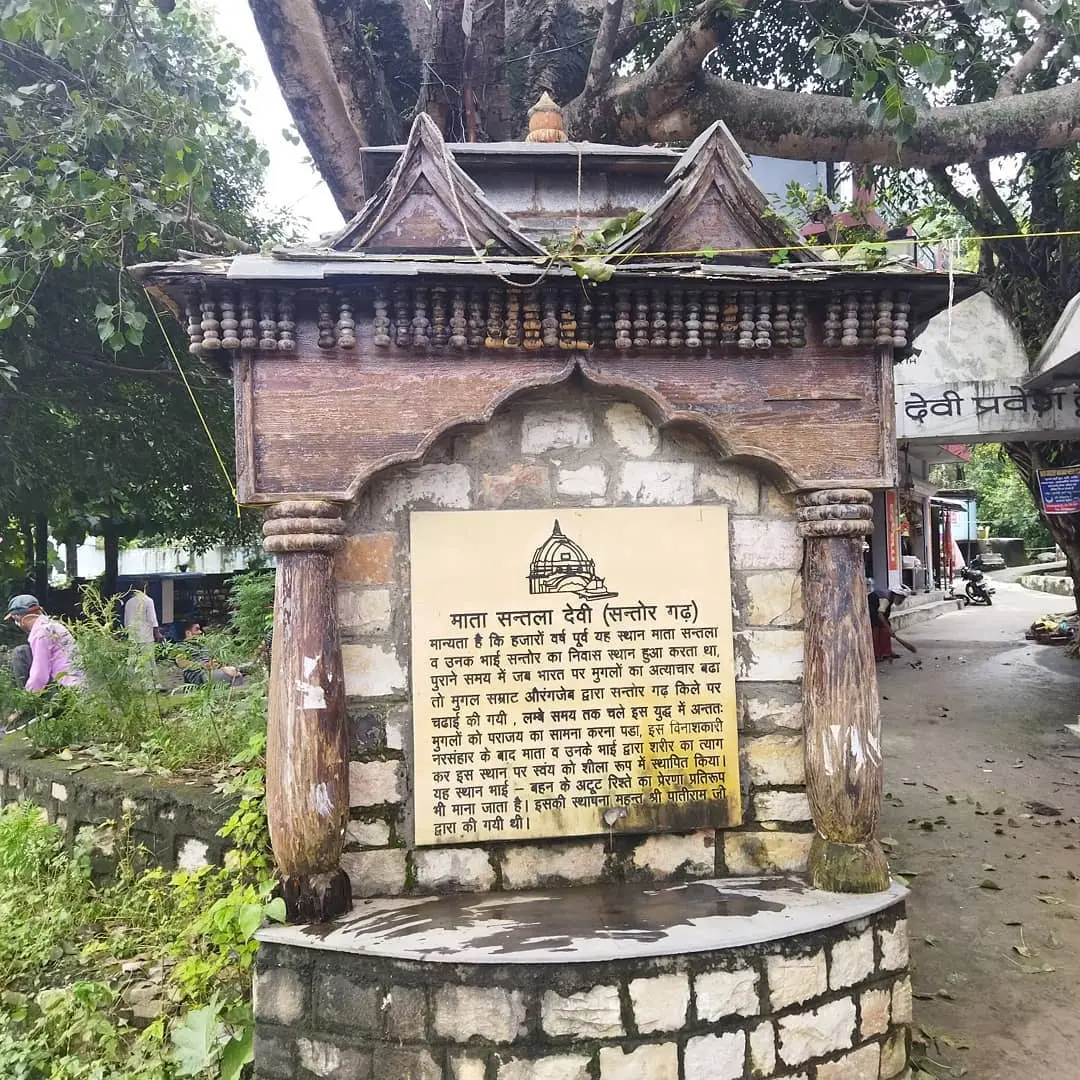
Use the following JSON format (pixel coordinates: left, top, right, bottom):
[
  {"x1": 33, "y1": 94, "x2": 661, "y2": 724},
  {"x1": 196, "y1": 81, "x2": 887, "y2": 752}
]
[
  {"x1": 410, "y1": 507, "x2": 742, "y2": 846},
  {"x1": 1037, "y1": 466, "x2": 1080, "y2": 515}
]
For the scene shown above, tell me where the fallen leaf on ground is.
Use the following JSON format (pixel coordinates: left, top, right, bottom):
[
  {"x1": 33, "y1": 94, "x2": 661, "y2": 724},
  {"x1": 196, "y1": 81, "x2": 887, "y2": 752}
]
[
  {"x1": 979, "y1": 879, "x2": 1002, "y2": 891},
  {"x1": 924, "y1": 935, "x2": 939, "y2": 947},
  {"x1": 1026, "y1": 801, "x2": 1063, "y2": 816},
  {"x1": 1036, "y1": 894, "x2": 1067, "y2": 905},
  {"x1": 1008, "y1": 959, "x2": 1056, "y2": 974}
]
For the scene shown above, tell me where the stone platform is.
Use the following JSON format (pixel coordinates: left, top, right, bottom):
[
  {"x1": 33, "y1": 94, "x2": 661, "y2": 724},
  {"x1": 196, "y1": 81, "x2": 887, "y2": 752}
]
[{"x1": 254, "y1": 877, "x2": 912, "y2": 1079}]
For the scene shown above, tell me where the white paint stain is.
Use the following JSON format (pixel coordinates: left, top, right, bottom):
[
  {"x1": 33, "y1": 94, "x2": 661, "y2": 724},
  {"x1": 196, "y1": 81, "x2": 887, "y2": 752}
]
[
  {"x1": 312, "y1": 782, "x2": 333, "y2": 817},
  {"x1": 296, "y1": 679, "x2": 327, "y2": 710},
  {"x1": 303, "y1": 654, "x2": 319, "y2": 679}
]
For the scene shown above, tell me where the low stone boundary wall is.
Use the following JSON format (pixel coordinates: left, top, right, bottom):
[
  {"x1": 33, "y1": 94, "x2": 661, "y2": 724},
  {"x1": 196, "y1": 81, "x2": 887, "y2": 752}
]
[
  {"x1": 254, "y1": 900, "x2": 911, "y2": 1080},
  {"x1": 1019, "y1": 573, "x2": 1074, "y2": 598},
  {"x1": 0, "y1": 734, "x2": 234, "y2": 872}
]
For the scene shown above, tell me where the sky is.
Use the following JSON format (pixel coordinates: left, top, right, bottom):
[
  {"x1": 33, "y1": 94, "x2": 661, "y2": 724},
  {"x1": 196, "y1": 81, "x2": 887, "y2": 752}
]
[{"x1": 203, "y1": 0, "x2": 344, "y2": 241}]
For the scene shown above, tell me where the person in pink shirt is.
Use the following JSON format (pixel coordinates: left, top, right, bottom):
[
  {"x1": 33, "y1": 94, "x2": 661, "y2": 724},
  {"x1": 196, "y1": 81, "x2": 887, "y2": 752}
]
[{"x1": 4, "y1": 595, "x2": 84, "y2": 692}]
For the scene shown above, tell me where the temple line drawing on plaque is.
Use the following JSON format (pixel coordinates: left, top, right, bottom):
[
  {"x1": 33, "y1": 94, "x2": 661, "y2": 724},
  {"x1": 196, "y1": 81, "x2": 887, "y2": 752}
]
[{"x1": 528, "y1": 519, "x2": 618, "y2": 601}]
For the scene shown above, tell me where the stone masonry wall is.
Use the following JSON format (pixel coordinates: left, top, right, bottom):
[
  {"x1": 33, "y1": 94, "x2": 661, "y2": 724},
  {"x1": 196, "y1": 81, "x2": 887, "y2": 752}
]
[
  {"x1": 335, "y1": 388, "x2": 810, "y2": 897},
  {"x1": 253, "y1": 898, "x2": 911, "y2": 1080},
  {"x1": 0, "y1": 733, "x2": 232, "y2": 873}
]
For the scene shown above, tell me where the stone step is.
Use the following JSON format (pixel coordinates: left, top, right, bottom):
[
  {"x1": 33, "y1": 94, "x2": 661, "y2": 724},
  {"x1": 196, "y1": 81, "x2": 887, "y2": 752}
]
[{"x1": 890, "y1": 597, "x2": 963, "y2": 632}]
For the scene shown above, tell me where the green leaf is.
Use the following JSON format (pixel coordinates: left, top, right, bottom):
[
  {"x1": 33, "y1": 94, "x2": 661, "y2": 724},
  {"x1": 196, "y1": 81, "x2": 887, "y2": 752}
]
[
  {"x1": 236, "y1": 902, "x2": 264, "y2": 940},
  {"x1": 219, "y1": 1025, "x2": 254, "y2": 1080},
  {"x1": 169, "y1": 1003, "x2": 226, "y2": 1077},
  {"x1": 264, "y1": 896, "x2": 287, "y2": 923}
]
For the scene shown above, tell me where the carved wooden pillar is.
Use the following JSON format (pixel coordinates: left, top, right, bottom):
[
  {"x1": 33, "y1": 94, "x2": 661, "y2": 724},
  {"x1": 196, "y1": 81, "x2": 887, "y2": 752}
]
[
  {"x1": 797, "y1": 489, "x2": 890, "y2": 893},
  {"x1": 263, "y1": 501, "x2": 351, "y2": 922}
]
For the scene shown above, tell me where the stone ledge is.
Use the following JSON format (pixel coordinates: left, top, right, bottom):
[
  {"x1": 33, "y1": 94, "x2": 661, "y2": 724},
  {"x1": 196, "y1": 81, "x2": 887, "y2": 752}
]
[{"x1": 258, "y1": 877, "x2": 907, "y2": 965}]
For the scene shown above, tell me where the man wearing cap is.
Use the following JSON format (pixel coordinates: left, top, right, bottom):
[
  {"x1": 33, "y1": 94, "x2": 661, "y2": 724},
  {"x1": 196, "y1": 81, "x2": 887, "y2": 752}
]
[{"x1": 4, "y1": 595, "x2": 84, "y2": 692}]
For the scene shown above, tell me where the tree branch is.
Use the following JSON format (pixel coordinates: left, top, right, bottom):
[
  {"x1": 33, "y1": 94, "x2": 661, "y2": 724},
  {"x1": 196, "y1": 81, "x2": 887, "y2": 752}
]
[
  {"x1": 581, "y1": 0, "x2": 625, "y2": 101},
  {"x1": 185, "y1": 211, "x2": 257, "y2": 255},
  {"x1": 970, "y1": 161, "x2": 1019, "y2": 234},
  {"x1": 568, "y1": 73, "x2": 1080, "y2": 169},
  {"x1": 926, "y1": 166, "x2": 997, "y2": 236},
  {"x1": 996, "y1": 27, "x2": 1059, "y2": 98}
]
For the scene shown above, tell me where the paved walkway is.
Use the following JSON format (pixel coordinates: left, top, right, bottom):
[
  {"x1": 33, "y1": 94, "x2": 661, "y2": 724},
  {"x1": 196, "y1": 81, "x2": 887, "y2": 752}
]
[{"x1": 877, "y1": 583, "x2": 1080, "y2": 1078}]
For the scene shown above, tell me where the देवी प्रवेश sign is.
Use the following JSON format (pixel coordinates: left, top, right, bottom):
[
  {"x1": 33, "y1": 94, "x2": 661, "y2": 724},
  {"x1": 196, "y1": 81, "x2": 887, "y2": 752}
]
[{"x1": 410, "y1": 506, "x2": 742, "y2": 846}]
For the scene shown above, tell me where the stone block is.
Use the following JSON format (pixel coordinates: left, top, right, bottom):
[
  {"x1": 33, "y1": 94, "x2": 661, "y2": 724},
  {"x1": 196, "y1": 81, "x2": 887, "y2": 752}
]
[
  {"x1": 696, "y1": 464, "x2": 760, "y2": 514},
  {"x1": 736, "y1": 630, "x2": 804, "y2": 682},
  {"x1": 861, "y1": 987, "x2": 891, "y2": 1038},
  {"x1": 695, "y1": 967, "x2": 760, "y2": 1021},
  {"x1": 481, "y1": 463, "x2": 551, "y2": 508},
  {"x1": 892, "y1": 976, "x2": 913, "y2": 1025},
  {"x1": 450, "y1": 1057, "x2": 487, "y2": 1080},
  {"x1": 296, "y1": 1037, "x2": 372, "y2": 1079},
  {"x1": 521, "y1": 410, "x2": 592, "y2": 453},
  {"x1": 630, "y1": 831, "x2": 713, "y2": 878},
  {"x1": 604, "y1": 403, "x2": 659, "y2": 458},
  {"x1": 880, "y1": 1030, "x2": 909, "y2": 1079},
  {"x1": 341, "y1": 849, "x2": 407, "y2": 897},
  {"x1": 51, "y1": 782, "x2": 67, "y2": 803},
  {"x1": 434, "y1": 985, "x2": 528, "y2": 1043},
  {"x1": 345, "y1": 819, "x2": 391, "y2": 848},
  {"x1": 371, "y1": 463, "x2": 471, "y2": 517},
  {"x1": 743, "y1": 694, "x2": 804, "y2": 731},
  {"x1": 500, "y1": 841, "x2": 606, "y2": 889},
  {"x1": 742, "y1": 734, "x2": 805, "y2": 786},
  {"x1": 628, "y1": 973, "x2": 690, "y2": 1033},
  {"x1": 342, "y1": 643, "x2": 407, "y2": 697},
  {"x1": 749, "y1": 1021, "x2": 776, "y2": 1077},
  {"x1": 879, "y1": 920, "x2": 909, "y2": 972},
  {"x1": 338, "y1": 589, "x2": 392, "y2": 635},
  {"x1": 313, "y1": 973, "x2": 380, "y2": 1032},
  {"x1": 830, "y1": 932, "x2": 876, "y2": 990},
  {"x1": 176, "y1": 837, "x2": 210, "y2": 871},
  {"x1": 777, "y1": 997, "x2": 856, "y2": 1067},
  {"x1": 752, "y1": 791, "x2": 812, "y2": 824},
  {"x1": 386, "y1": 985, "x2": 428, "y2": 1040},
  {"x1": 742, "y1": 570, "x2": 803, "y2": 627},
  {"x1": 415, "y1": 847, "x2": 496, "y2": 892},
  {"x1": 349, "y1": 711, "x2": 384, "y2": 754},
  {"x1": 816, "y1": 1044, "x2": 879, "y2": 1080},
  {"x1": 497, "y1": 1054, "x2": 591, "y2": 1080},
  {"x1": 725, "y1": 831, "x2": 811, "y2": 875},
  {"x1": 761, "y1": 483, "x2": 796, "y2": 516},
  {"x1": 349, "y1": 760, "x2": 404, "y2": 807},
  {"x1": 557, "y1": 464, "x2": 607, "y2": 497},
  {"x1": 683, "y1": 1031, "x2": 746, "y2": 1080},
  {"x1": 731, "y1": 517, "x2": 802, "y2": 570},
  {"x1": 253, "y1": 967, "x2": 306, "y2": 1026},
  {"x1": 598, "y1": 1043, "x2": 677, "y2": 1080},
  {"x1": 253, "y1": 1025, "x2": 295, "y2": 1078},
  {"x1": 371, "y1": 1046, "x2": 442, "y2": 1080},
  {"x1": 541, "y1": 984, "x2": 623, "y2": 1038},
  {"x1": 385, "y1": 707, "x2": 408, "y2": 751},
  {"x1": 617, "y1": 461, "x2": 694, "y2": 505},
  {"x1": 337, "y1": 533, "x2": 396, "y2": 585},
  {"x1": 766, "y1": 951, "x2": 827, "y2": 1011}
]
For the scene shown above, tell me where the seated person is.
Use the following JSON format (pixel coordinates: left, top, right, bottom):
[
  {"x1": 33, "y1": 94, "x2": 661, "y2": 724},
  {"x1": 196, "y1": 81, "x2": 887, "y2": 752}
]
[
  {"x1": 176, "y1": 621, "x2": 244, "y2": 687},
  {"x1": 4, "y1": 594, "x2": 84, "y2": 692}
]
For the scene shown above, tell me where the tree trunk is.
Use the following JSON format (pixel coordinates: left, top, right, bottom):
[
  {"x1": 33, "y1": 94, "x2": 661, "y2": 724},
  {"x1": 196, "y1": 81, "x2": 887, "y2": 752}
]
[
  {"x1": 33, "y1": 512, "x2": 48, "y2": 603},
  {"x1": 64, "y1": 540, "x2": 79, "y2": 582},
  {"x1": 103, "y1": 526, "x2": 120, "y2": 600}
]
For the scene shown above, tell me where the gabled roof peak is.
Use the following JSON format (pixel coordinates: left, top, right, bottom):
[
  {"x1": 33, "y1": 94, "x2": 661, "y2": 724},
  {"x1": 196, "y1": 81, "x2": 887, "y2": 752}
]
[{"x1": 329, "y1": 113, "x2": 545, "y2": 258}]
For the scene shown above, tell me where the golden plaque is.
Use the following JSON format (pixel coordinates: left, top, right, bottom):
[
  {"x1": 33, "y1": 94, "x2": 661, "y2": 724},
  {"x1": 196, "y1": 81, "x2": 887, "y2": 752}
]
[{"x1": 410, "y1": 507, "x2": 742, "y2": 845}]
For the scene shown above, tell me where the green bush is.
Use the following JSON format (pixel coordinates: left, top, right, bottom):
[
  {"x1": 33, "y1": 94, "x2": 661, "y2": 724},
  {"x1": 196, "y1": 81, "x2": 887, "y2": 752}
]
[
  {"x1": 0, "y1": 746, "x2": 278, "y2": 1079},
  {"x1": 22, "y1": 585, "x2": 266, "y2": 775},
  {"x1": 227, "y1": 571, "x2": 275, "y2": 661}
]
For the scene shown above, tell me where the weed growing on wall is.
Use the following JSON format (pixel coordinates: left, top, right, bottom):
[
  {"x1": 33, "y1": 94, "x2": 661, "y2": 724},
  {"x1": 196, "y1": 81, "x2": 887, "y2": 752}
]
[{"x1": 0, "y1": 741, "x2": 276, "y2": 1079}]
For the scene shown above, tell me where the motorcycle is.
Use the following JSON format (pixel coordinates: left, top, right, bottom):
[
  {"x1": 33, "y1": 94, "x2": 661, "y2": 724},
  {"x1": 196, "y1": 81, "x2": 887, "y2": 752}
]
[{"x1": 959, "y1": 557, "x2": 995, "y2": 606}]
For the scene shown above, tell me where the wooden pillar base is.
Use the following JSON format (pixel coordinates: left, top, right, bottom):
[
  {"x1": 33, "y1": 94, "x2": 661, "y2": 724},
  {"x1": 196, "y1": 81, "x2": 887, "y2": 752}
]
[
  {"x1": 276, "y1": 869, "x2": 353, "y2": 923},
  {"x1": 808, "y1": 835, "x2": 890, "y2": 894}
]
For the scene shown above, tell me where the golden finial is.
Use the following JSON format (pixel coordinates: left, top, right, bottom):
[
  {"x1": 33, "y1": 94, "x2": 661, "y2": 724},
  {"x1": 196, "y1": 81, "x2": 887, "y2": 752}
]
[{"x1": 525, "y1": 92, "x2": 567, "y2": 143}]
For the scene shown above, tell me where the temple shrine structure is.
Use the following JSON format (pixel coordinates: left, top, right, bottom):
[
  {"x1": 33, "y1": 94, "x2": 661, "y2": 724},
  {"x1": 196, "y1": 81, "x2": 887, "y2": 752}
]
[{"x1": 134, "y1": 108, "x2": 977, "y2": 1080}]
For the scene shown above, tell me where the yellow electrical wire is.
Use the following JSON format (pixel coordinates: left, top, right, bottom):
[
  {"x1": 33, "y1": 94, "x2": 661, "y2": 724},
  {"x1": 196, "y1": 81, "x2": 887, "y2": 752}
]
[{"x1": 146, "y1": 292, "x2": 241, "y2": 519}]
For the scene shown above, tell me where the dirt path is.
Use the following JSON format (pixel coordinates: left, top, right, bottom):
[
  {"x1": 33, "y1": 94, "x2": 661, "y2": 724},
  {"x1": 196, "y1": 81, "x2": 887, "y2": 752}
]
[{"x1": 878, "y1": 583, "x2": 1080, "y2": 1079}]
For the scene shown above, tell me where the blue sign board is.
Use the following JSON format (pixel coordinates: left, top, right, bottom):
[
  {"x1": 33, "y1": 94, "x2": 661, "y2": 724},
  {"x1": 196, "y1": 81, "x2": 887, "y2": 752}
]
[{"x1": 1037, "y1": 466, "x2": 1080, "y2": 515}]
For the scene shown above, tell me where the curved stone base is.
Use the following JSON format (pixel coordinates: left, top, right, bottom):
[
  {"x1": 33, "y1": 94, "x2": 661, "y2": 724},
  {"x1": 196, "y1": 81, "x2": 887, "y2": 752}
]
[{"x1": 254, "y1": 877, "x2": 911, "y2": 1079}]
